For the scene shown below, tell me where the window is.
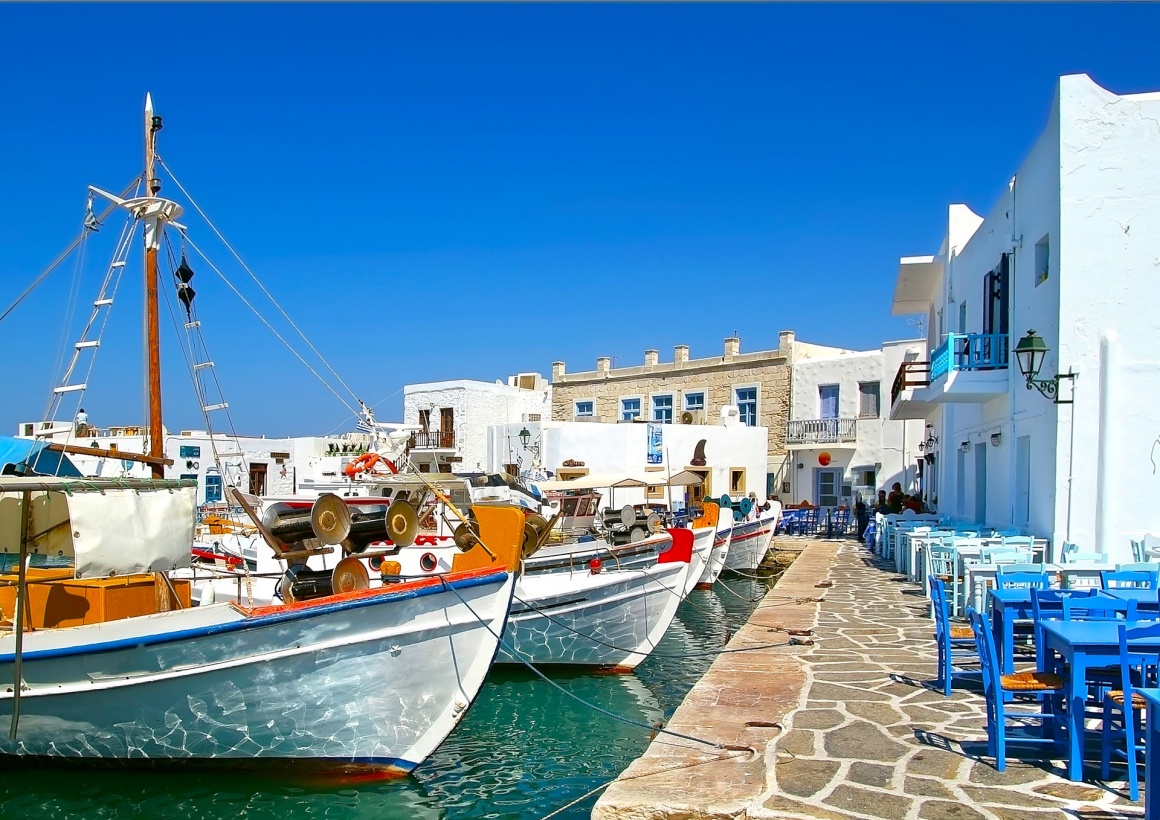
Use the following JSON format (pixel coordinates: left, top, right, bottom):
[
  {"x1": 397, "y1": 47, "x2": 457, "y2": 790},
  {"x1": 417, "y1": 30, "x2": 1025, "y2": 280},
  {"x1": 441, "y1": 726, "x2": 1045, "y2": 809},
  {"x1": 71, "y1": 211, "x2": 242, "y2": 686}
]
[
  {"x1": 730, "y1": 469, "x2": 746, "y2": 494},
  {"x1": 1035, "y1": 235, "x2": 1050, "y2": 287},
  {"x1": 982, "y1": 254, "x2": 1010, "y2": 335},
  {"x1": 179, "y1": 445, "x2": 201, "y2": 459},
  {"x1": 652, "y1": 395, "x2": 673, "y2": 423},
  {"x1": 646, "y1": 484, "x2": 665, "y2": 499},
  {"x1": 180, "y1": 473, "x2": 199, "y2": 482},
  {"x1": 621, "y1": 398, "x2": 641, "y2": 421},
  {"x1": 858, "y1": 468, "x2": 876, "y2": 487},
  {"x1": 503, "y1": 463, "x2": 519, "y2": 477},
  {"x1": 958, "y1": 301, "x2": 968, "y2": 334},
  {"x1": 574, "y1": 401, "x2": 593, "y2": 418},
  {"x1": 818, "y1": 385, "x2": 839, "y2": 419},
  {"x1": 557, "y1": 468, "x2": 589, "y2": 482},
  {"x1": 735, "y1": 387, "x2": 757, "y2": 426},
  {"x1": 684, "y1": 392, "x2": 705, "y2": 411},
  {"x1": 857, "y1": 382, "x2": 880, "y2": 418},
  {"x1": 418, "y1": 409, "x2": 430, "y2": 431},
  {"x1": 526, "y1": 414, "x2": 541, "y2": 422}
]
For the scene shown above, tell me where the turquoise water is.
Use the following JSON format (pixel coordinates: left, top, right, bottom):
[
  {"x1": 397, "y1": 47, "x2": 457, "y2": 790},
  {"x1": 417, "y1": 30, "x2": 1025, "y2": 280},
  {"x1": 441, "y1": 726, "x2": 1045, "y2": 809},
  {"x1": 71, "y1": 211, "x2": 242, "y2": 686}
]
[{"x1": 0, "y1": 572, "x2": 776, "y2": 819}]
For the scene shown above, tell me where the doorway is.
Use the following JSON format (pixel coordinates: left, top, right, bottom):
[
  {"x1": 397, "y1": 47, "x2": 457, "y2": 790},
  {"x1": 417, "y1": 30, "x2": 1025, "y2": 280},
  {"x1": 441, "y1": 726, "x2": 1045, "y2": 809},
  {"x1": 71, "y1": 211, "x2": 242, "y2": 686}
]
[
  {"x1": 815, "y1": 468, "x2": 839, "y2": 507},
  {"x1": 249, "y1": 462, "x2": 267, "y2": 497},
  {"x1": 973, "y1": 444, "x2": 987, "y2": 524}
]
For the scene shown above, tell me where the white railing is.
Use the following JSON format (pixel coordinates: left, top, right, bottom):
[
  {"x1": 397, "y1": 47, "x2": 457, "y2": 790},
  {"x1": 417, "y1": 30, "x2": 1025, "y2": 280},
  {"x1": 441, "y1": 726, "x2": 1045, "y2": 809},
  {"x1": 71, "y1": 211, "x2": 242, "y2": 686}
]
[{"x1": 785, "y1": 418, "x2": 857, "y2": 445}]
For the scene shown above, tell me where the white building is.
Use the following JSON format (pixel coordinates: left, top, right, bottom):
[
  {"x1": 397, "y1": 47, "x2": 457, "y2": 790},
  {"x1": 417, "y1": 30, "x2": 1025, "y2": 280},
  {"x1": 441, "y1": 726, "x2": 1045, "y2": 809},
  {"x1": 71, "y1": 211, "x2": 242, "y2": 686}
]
[
  {"x1": 889, "y1": 73, "x2": 1160, "y2": 561},
  {"x1": 487, "y1": 416, "x2": 768, "y2": 510},
  {"x1": 786, "y1": 340, "x2": 926, "y2": 507},
  {"x1": 402, "y1": 373, "x2": 551, "y2": 473}
]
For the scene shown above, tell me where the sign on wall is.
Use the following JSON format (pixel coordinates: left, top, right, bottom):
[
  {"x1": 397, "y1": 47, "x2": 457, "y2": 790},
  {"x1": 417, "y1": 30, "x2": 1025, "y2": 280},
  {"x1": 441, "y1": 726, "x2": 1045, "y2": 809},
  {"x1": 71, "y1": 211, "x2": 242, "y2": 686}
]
[{"x1": 646, "y1": 423, "x2": 663, "y2": 465}]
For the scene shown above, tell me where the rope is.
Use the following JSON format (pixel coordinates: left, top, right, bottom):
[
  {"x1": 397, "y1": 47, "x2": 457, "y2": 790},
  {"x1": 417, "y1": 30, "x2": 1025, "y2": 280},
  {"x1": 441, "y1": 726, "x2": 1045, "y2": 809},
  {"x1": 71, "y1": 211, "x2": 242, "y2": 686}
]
[
  {"x1": 438, "y1": 577, "x2": 750, "y2": 753},
  {"x1": 158, "y1": 158, "x2": 364, "y2": 410}
]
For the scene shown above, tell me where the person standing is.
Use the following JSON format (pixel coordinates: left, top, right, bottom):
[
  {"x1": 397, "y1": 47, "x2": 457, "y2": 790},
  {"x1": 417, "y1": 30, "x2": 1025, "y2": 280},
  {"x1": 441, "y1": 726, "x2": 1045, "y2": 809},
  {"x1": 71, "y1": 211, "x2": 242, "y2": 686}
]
[
  {"x1": 75, "y1": 408, "x2": 89, "y2": 436},
  {"x1": 887, "y1": 482, "x2": 905, "y2": 514}
]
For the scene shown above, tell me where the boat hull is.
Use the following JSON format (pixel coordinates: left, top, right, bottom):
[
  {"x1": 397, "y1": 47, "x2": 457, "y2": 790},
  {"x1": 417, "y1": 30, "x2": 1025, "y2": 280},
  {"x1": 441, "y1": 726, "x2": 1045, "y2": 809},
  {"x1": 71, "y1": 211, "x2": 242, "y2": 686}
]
[
  {"x1": 722, "y1": 512, "x2": 777, "y2": 573},
  {"x1": 0, "y1": 569, "x2": 514, "y2": 774},
  {"x1": 499, "y1": 560, "x2": 689, "y2": 669},
  {"x1": 683, "y1": 526, "x2": 715, "y2": 596},
  {"x1": 697, "y1": 518, "x2": 734, "y2": 588}
]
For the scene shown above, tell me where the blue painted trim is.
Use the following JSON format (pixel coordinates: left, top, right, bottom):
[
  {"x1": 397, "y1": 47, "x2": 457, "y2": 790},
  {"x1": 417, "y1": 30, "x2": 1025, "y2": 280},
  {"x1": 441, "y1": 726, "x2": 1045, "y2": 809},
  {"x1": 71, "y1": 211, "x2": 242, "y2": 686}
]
[{"x1": 0, "y1": 570, "x2": 509, "y2": 665}]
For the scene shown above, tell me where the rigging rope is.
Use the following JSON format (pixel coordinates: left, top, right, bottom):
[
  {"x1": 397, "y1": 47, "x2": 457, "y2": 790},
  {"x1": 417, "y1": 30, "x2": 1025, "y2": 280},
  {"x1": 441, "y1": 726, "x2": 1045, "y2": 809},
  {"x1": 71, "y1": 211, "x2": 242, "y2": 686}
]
[{"x1": 157, "y1": 158, "x2": 364, "y2": 410}]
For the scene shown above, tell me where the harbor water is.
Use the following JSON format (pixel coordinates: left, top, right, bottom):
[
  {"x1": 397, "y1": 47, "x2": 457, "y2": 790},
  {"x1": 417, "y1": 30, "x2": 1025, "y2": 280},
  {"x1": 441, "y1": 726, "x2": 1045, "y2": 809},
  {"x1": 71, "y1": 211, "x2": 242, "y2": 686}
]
[{"x1": 0, "y1": 571, "x2": 777, "y2": 819}]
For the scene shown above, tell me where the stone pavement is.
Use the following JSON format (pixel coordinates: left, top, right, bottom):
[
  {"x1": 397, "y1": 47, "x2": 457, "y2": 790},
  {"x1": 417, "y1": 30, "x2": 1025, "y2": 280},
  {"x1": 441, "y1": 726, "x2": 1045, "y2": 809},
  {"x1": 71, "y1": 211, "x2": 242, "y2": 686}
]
[{"x1": 594, "y1": 537, "x2": 1146, "y2": 820}]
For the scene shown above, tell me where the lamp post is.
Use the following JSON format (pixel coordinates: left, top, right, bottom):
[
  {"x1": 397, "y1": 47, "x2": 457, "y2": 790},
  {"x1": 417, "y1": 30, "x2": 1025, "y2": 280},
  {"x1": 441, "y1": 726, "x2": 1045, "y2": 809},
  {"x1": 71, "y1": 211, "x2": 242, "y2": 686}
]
[
  {"x1": 1013, "y1": 330, "x2": 1076, "y2": 404},
  {"x1": 517, "y1": 426, "x2": 541, "y2": 467}
]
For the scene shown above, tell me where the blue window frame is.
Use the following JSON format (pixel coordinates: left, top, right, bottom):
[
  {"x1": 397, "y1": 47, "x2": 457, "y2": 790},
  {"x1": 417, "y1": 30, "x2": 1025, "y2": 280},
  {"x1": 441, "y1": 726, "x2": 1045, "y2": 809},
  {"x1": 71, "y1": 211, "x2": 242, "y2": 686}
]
[
  {"x1": 652, "y1": 395, "x2": 673, "y2": 423},
  {"x1": 575, "y1": 400, "x2": 593, "y2": 417},
  {"x1": 204, "y1": 473, "x2": 223, "y2": 504},
  {"x1": 621, "y1": 398, "x2": 641, "y2": 421},
  {"x1": 684, "y1": 392, "x2": 705, "y2": 411},
  {"x1": 819, "y1": 385, "x2": 839, "y2": 419},
  {"x1": 179, "y1": 445, "x2": 201, "y2": 459},
  {"x1": 736, "y1": 387, "x2": 757, "y2": 426}
]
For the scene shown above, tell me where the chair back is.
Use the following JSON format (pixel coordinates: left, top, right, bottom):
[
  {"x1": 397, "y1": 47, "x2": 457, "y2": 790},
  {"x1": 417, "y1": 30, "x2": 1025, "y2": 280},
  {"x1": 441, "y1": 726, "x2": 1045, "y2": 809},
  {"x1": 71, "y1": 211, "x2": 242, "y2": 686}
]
[
  {"x1": 1031, "y1": 588, "x2": 1091, "y2": 622},
  {"x1": 996, "y1": 563, "x2": 1050, "y2": 590},
  {"x1": 927, "y1": 546, "x2": 957, "y2": 579},
  {"x1": 980, "y1": 547, "x2": 1033, "y2": 564},
  {"x1": 1000, "y1": 535, "x2": 1035, "y2": 552},
  {"x1": 1117, "y1": 622, "x2": 1160, "y2": 712},
  {"x1": 993, "y1": 529, "x2": 1022, "y2": 537},
  {"x1": 1102, "y1": 564, "x2": 1160, "y2": 590},
  {"x1": 1062, "y1": 595, "x2": 1139, "y2": 621},
  {"x1": 930, "y1": 578, "x2": 952, "y2": 639},
  {"x1": 967, "y1": 608, "x2": 1000, "y2": 698}
]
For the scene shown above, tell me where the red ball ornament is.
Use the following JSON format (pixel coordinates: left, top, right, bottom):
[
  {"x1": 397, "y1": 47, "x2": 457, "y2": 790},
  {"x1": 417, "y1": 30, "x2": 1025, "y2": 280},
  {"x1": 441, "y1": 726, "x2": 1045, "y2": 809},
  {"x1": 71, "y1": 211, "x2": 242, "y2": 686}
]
[{"x1": 818, "y1": 452, "x2": 832, "y2": 467}]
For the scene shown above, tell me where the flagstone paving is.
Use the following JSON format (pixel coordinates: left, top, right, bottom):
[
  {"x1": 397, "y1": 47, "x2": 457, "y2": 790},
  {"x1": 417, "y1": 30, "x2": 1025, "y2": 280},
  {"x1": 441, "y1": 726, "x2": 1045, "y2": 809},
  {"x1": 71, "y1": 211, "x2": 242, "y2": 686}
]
[{"x1": 594, "y1": 537, "x2": 1146, "y2": 820}]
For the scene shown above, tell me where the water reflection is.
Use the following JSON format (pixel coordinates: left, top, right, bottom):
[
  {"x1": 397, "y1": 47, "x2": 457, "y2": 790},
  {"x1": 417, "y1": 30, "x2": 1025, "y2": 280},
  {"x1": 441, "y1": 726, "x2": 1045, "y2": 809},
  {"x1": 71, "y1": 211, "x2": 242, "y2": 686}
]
[{"x1": 0, "y1": 573, "x2": 776, "y2": 819}]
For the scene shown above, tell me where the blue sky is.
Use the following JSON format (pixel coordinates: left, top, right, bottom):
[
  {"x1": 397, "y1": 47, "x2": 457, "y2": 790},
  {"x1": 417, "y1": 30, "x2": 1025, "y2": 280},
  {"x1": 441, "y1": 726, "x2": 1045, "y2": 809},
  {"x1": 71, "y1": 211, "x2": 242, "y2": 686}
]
[{"x1": 1, "y1": 3, "x2": 1158, "y2": 438}]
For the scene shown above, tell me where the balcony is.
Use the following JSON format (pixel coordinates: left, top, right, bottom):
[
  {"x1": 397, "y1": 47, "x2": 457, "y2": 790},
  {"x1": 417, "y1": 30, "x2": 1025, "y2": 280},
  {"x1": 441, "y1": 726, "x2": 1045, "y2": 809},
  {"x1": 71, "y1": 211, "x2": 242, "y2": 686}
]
[
  {"x1": 409, "y1": 430, "x2": 456, "y2": 449},
  {"x1": 927, "y1": 333, "x2": 1009, "y2": 402},
  {"x1": 889, "y1": 360, "x2": 934, "y2": 420},
  {"x1": 786, "y1": 418, "x2": 857, "y2": 448}
]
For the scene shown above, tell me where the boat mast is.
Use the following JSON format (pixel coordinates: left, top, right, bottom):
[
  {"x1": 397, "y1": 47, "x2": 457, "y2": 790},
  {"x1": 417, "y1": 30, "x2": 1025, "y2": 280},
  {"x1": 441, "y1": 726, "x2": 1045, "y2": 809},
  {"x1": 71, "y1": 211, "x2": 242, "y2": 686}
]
[{"x1": 144, "y1": 93, "x2": 164, "y2": 480}]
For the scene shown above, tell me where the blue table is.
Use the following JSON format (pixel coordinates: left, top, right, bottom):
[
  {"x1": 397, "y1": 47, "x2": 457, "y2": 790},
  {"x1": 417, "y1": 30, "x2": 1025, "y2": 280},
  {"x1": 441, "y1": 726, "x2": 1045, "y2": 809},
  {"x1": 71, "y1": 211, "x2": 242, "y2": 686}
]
[
  {"x1": 1101, "y1": 588, "x2": 1160, "y2": 611},
  {"x1": 1140, "y1": 688, "x2": 1160, "y2": 819},
  {"x1": 1040, "y1": 619, "x2": 1160, "y2": 781},
  {"x1": 989, "y1": 589, "x2": 1104, "y2": 674}
]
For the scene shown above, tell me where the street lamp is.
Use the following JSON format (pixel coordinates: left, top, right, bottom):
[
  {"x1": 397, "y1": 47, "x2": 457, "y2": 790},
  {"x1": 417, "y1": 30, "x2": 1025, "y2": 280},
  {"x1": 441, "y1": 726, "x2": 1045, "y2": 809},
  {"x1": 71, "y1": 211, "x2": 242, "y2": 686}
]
[
  {"x1": 518, "y1": 427, "x2": 531, "y2": 448},
  {"x1": 1013, "y1": 329, "x2": 1076, "y2": 404}
]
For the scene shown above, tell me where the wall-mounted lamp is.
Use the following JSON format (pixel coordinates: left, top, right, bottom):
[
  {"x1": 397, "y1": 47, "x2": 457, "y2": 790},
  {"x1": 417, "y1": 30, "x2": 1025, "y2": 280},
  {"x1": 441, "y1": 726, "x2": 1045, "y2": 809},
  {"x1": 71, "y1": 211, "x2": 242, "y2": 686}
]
[
  {"x1": 990, "y1": 432, "x2": 1002, "y2": 448},
  {"x1": 517, "y1": 427, "x2": 531, "y2": 448},
  {"x1": 918, "y1": 422, "x2": 938, "y2": 452},
  {"x1": 960, "y1": 441, "x2": 970, "y2": 454},
  {"x1": 796, "y1": 463, "x2": 804, "y2": 470},
  {"x1": 1013, "y1": 329, "x2": 1077, "y2": 404}
]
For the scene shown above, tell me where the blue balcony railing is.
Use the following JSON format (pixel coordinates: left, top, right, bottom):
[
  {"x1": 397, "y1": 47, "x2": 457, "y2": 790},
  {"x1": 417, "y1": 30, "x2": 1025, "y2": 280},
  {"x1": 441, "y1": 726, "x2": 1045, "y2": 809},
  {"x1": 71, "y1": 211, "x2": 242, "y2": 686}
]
[{"x1": 930, "y1": 333, "x2": 1009, "y2": 382}]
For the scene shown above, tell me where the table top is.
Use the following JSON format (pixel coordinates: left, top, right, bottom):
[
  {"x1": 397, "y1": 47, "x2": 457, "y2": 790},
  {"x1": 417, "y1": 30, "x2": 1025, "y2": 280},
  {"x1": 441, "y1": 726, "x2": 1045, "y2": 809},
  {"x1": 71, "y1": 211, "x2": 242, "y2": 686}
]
[
  {"x1": 1138, "y1": 687, "x2": 1160, "y2": 708},
  {"x1": 988, "y1": 588, "x2": 1104, "y2": 607},
  {"x1": 1099, "y1": 588, "x2": 1160, "y2": 605},
  {"x1": 1039, "y1": 618, "x2": 1160, "y2": 650}
]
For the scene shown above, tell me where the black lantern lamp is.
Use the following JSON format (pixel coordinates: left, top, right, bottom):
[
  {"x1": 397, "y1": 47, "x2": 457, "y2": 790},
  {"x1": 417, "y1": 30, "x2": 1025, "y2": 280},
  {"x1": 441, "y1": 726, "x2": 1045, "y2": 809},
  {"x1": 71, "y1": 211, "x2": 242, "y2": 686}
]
[
  {"x1": 518, "y1": 427, "x2": 531, "y2": 448},
  {"x1": 1013, "y1": 329, "x2": 1076, "y2": 404}
]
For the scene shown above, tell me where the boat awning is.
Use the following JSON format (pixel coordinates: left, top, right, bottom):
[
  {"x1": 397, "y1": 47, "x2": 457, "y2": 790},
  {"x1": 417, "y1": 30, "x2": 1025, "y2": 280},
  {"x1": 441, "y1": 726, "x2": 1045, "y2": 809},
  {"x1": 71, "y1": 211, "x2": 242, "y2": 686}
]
[
  {"x1": 892, "y1": 256, "x2": 943, "y2": 316},
  {"x1": 534, "y1": 471, "x2": 705, "y2": 492},
  {"x1": 0, "y1": 437, "x2": 82, "y2": 478}
]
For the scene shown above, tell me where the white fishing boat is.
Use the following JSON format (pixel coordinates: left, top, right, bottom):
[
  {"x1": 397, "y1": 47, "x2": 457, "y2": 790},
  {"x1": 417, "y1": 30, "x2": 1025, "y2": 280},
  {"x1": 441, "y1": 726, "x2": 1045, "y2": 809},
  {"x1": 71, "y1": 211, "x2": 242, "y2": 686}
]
[
  {"x1": 695, "y1": 500, "x2": 733, "y2": 589},
  {"x1": 721, "y1": 500, "x2": 782, "y2": 573},
  {"x1": 0, "y1": 95, "x2": 528, "y2": 777}
]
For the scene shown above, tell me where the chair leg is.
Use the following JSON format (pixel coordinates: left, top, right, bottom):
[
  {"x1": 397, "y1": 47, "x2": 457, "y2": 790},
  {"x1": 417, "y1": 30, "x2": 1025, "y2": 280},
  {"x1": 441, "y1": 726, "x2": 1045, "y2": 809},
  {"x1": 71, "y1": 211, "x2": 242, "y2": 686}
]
[
  {"x1": 1101, "y1": 699, "x2": 1113, "y2": 780},
  {"x1": 993, "y1": 706, "x2": 1006, "y2": 772},
  {"x1": 1127, "y1": 707, "x2": 1140, "y2": 801}
]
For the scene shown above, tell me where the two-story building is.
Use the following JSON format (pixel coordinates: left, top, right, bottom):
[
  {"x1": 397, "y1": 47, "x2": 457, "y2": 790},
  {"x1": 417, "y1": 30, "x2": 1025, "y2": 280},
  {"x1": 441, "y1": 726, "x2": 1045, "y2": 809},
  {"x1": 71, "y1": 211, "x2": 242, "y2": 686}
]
[
  {"x1": 889, "y1": 73, "x2": 1160, "y2": 561},
  {"x1": 550, "y1": 334, "x2": 793, "y2": 497},
  {"x1": 786, "y1": 340, "x2": 926, "y2": 507}
]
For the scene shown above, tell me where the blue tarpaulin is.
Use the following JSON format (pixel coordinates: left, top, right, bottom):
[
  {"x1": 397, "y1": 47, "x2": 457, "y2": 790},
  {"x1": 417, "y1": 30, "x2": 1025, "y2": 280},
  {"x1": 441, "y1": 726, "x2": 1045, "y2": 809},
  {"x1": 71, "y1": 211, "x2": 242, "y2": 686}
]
[{"x1": 0, "y1": 437, "x2": 82, "y2": 477}]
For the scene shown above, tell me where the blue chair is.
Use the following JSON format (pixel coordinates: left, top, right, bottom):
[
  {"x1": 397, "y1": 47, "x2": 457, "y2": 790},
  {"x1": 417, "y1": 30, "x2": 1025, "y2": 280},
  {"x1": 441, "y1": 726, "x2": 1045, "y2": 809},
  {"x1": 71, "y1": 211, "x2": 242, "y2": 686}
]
[
  {"x1": 996, "y1": 563, "x2": 1050, "y2": 591},
  {"x1": 1102, "y1": 564, "x2": 1160, "y2": 590},
  {"x1": 930, "y1": 578, "x2": 977, "y2": 696},
  {"x1": 980, "y1": 547, "x2": 1033, "y2": 564},
  {"x1": 1061, "y1": 542, "x2": 1104, "y2": 564},
  {"x1": 1062, "y1": 595, "x2": 1139, "y2": 621},
  {"x1": 1031, "y1": 589, "x2": 1094, "y2": 670},
  {"x1": 928, "y1": 546, "x2": 963, "y2": 617},
  {"x1": 1101, "y1": 622, "x2": 1160, "y2": 800},
  {"x1": 967, "y1": 608, "x2": 1064, "y2": 772}
]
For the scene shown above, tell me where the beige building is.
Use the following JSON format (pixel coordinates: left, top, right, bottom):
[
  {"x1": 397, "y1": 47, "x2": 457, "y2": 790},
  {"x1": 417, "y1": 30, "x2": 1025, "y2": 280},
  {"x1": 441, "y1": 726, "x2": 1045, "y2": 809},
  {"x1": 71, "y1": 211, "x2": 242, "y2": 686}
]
[{"x1": 550, "y1": 333, "x2": 797, "y2": 498}]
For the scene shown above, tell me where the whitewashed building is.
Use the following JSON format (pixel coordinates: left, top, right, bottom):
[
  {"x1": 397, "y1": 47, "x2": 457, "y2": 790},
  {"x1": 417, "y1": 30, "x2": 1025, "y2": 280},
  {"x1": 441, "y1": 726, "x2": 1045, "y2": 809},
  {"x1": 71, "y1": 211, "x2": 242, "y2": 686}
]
[
  {"x1": 889, "y1": 73, "x2": 1160, "y2": 561},
  {"x1": 403, "y1": 374, "x2": 551, "y2": 473},
  {"x1": 787, "y1": 340, "x2": 926, "y2": 507},
  {"x1": 487, "y1": 416, "x2": 768, "y2": 510}
]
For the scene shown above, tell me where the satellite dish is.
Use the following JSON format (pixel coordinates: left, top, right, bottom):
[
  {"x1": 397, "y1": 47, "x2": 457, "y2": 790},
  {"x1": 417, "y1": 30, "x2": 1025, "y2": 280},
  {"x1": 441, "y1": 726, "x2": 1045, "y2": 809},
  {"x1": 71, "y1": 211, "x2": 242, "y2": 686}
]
[
  {"x1": 331, "y1": 556, "x2": 370, "y2": 594},
  {"x1": 386, "y1": 500, "x2": 419, "y2": 547},
  {"x1": 310, "y1": 493, "x2": 353, "y2": 545},
  {"x1": 620, "y1": 505, "x2": 636, "y2": 528}
]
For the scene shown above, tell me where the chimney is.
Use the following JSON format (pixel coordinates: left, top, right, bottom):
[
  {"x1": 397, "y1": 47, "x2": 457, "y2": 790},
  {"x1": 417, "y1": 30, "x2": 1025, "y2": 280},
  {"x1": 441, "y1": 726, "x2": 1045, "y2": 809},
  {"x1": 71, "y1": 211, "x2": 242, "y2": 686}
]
[
  {"x1": 596, "y1": 356, "x2": 611, "y2": 376},
  {"x1": 644, "y1": 349, "x2": 659, "y2": 367},
  {"x1": 724, "y1": 336, "x2": 740, "y2": 361},
  {"x1": 551, "y1": 361, "x2": 566, "y2": 382},
  {"x1": 778, "y1": 330, "x2": 795, "y2": 358},
  {"x1": 674, "y1": 344, "x2": 689, "y2": 366}
]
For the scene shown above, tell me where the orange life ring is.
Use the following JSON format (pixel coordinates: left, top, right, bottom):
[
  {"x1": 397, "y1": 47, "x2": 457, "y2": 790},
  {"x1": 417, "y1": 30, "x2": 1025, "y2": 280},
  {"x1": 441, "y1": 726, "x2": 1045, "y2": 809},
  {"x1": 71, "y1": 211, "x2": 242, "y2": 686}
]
[{"x1": 343, "y1": 453, "x2": 398, "y2": 478}]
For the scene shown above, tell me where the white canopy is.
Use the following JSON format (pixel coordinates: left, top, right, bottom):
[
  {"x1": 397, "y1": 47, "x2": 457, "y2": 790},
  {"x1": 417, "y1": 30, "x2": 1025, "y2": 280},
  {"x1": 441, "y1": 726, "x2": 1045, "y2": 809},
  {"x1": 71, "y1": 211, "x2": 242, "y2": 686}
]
[{"x1": 534, "y1": 470, "x2": 704, "y2": 492}]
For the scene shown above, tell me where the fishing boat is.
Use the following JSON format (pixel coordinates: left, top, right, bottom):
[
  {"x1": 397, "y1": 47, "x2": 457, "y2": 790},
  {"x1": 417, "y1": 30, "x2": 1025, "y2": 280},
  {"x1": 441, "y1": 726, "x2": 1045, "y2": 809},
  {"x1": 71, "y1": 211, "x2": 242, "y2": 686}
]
[
  {"x1": 694, "y1": 500, "x2": 733, "y2": 589},
  {"x1": 0, "y1": 95, "x2": 527, "y2": 777},
  {"x1": 720, "y1": 498, "x2": 782, "y2": 573}
]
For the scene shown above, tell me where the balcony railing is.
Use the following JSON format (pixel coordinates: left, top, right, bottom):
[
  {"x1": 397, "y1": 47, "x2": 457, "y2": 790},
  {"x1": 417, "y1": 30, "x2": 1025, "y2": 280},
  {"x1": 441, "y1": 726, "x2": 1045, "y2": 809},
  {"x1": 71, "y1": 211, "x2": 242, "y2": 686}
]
[
  {"x1": 929, "y1": 333, "x2": 1009, "y2": 382},
  {"x1": 891, "y1": 360, "x2": 931, "y2": 406},
  {"x1": 409, "y1": 430, "x2": 456, "y2": 449},
  {"x1": 786, "y1": 418, "x2": 857, "y2": 445}
]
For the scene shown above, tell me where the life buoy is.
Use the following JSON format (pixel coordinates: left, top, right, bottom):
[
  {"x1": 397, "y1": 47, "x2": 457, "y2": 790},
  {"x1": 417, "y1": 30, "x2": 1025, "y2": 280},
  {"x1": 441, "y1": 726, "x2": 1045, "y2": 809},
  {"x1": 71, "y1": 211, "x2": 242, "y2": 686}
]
[{"x1": 343, "y1": 453, "x2": 398, "y2": 478}]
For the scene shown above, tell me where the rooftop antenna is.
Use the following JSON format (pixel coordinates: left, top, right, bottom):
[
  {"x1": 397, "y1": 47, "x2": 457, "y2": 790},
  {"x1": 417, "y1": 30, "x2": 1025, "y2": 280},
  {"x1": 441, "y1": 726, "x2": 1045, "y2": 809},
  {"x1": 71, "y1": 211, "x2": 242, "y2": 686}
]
[{"x1": 907, "y1": 317, "x2": 925, "y2": 338}]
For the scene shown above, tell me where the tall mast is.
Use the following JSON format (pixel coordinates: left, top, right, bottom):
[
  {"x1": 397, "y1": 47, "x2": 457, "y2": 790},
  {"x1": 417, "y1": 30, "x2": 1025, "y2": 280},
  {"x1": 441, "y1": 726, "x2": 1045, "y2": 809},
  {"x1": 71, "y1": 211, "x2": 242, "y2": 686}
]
[{"x1": 144, "y1": 93, "x2": 164, "y2": 479}]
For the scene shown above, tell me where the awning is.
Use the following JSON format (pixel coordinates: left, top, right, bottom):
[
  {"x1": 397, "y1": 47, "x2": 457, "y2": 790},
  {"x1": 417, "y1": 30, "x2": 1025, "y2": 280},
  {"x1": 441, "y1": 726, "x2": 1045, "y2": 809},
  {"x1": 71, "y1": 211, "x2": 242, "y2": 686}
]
[
  {"x1": 0, "y1": 437, "x2": 82, "y2": 478},
  {"x1": 892, "y1": 255, "x2": 943, "y2": 316},
  {"x1": 534, "y1": 471, "x2": 704, "y2": 492}
]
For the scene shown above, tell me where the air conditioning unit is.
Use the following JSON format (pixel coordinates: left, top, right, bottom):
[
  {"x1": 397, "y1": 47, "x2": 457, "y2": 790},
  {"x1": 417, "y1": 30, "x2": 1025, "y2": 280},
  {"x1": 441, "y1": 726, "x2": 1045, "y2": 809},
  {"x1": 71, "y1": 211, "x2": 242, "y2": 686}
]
[{"x1": 679, "y1": 410, "x2": 706, "y2": 425}]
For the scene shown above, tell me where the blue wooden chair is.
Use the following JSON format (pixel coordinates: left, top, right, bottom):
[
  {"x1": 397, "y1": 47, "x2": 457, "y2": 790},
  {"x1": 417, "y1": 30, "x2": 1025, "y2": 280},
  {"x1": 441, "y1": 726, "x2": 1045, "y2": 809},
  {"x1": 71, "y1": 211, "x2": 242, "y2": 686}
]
[
  {"x1": 996, "y1": 563, "x2": 1050, "y2": 591},
  {"x1": 930, "y1": 578, "x2": 977, "y2": 696},
  {"x1": 980, "y1": 547, "x2": 1033, "y2": 565},
  {"x1": 967, "y1": 608, "x2": 1064, "y2": 772},
  {"x1": 1102, "y1": 564, "x2": 1160, "y2": 590},
  {"x1": 1061, "y1": 542, "x2": 1104, "y2": 564},
  {"x1": 1101, "y1": 622, "x2": 1160, "y2": 800},
  {"x1": 1062, "y1": 595, "x2": 1139, "y2": 621},
  {"x1": 928, "y1": 545, "x2": 963, "y2": 617}
]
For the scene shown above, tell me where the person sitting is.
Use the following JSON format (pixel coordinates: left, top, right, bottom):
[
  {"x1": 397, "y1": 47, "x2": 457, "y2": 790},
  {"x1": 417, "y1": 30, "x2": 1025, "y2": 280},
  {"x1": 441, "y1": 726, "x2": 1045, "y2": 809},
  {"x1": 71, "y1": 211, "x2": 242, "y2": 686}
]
[
  {"x1": 887, "y1": 482, "x2": 905, "y2": 514},
  {"x1": 874, "y1": 490, "x2": 889, "y2": 514},
  {"x1": 903, "y1": 494, "x2": 923, "y2": 513}
]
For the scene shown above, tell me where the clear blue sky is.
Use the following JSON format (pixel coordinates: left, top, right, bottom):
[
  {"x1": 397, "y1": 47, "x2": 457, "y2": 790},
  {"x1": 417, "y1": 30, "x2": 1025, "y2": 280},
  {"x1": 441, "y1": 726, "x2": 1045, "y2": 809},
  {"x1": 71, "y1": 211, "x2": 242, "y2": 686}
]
[{"x1": 1, "y1": 3, "x2": 1158, "y2": 438}]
